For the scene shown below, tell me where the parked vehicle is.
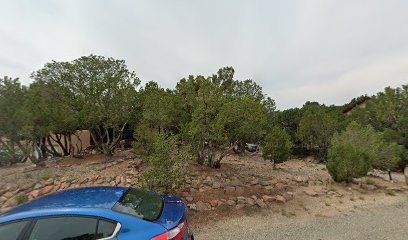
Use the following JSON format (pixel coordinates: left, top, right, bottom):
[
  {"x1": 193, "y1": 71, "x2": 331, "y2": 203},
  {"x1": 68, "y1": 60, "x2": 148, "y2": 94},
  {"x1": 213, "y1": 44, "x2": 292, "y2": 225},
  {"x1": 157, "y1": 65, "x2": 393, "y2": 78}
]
[
  {"x1": 245, "y1": 143, "x2": 259, "y2": 153},
  {"x1": 0, "y1": 186, "x2": 193, "y2": 240}
]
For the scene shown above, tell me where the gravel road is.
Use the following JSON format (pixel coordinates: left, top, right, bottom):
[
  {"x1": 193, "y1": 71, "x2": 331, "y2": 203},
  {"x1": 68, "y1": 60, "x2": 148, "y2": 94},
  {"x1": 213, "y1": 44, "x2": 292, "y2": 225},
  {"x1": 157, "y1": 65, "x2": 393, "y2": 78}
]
[{"x1": 195, "y1": 196, "x2": 408, "y2": 240}]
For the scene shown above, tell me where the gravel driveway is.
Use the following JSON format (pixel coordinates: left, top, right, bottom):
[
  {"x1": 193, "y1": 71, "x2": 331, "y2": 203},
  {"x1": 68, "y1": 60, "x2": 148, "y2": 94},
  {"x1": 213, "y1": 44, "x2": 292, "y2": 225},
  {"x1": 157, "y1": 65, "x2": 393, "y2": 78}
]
[{"x1": 195, "y1": 196, "x2": 408, "y2": 240}]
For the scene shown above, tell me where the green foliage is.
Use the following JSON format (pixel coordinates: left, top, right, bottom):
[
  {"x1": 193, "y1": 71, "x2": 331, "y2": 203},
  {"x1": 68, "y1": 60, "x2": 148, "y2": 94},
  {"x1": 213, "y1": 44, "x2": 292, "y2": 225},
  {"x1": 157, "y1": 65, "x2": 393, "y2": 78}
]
[
  {"x1": 349, "y1": 86, "x2": 408, "y2": 169},
  {"x1": 327, "y1": 142, "x2": 371, "y2": 182},
  {"x1": 32, "y1": 55, "x2": 140, "y2": 156},
  {"x1": 16, "y1": 195, "x2": 28, "y2": 205},
  {"x1": 297, "y1": 108, "x2": 341, "y2": 159},
  {"x1": 327, "y1": 121, "x2": 402, "y2": 182},
  {"x1": 40, "y1": 171, "x2": 55, "y2": 180},
  {"x1": 217, "y1": 96, "x2": 267, "y2": 149},
  {"x1": 140, "y1": 135, "x2": 191, "y2": 193},
  {"x1": 133, "y1": 121, "x2": 159, "y2": 156},
  {"x1": 0, "y1": 143, "x2": 25, "y2": 167},
  {"x1": 262, "y1": 127, "x2": 292, "y2": 167},
  {"x1": 0, "y1": 76, "x2": 29, "y2": 164},
  {"x1": 231, "y1": 79, "x2": 264, "y2": 101}
]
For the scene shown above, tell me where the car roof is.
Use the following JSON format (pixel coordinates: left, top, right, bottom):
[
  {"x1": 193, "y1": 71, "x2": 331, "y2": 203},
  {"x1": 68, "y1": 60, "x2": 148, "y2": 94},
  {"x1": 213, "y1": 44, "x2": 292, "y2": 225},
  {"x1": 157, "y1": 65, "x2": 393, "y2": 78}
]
[{"x1": 0, "y1": 186, "x2": 128, "y2": 218}]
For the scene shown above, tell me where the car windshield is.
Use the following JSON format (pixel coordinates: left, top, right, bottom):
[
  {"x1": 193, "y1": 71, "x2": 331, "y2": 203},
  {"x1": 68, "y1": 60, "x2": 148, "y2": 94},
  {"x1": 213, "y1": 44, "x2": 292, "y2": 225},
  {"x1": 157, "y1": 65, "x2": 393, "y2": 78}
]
[{"x1": 112, "y1": 188, "x2": 163, "y2": 221}]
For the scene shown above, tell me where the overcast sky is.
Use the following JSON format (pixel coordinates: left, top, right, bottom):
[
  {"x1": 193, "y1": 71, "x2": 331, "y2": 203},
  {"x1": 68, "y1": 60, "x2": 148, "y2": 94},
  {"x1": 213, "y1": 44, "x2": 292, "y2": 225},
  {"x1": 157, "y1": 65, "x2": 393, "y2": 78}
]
[{"x1": 1, "y1": 0, "x2": 408, "y2": 109}]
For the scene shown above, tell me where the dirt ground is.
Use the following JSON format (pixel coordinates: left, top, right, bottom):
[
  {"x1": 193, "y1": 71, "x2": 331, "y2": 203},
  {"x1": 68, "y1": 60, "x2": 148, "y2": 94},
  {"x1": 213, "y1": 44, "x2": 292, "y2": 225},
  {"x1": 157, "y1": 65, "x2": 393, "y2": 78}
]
[{"x1": 1, "y1": 150, "x2": 407, "y2": 236}]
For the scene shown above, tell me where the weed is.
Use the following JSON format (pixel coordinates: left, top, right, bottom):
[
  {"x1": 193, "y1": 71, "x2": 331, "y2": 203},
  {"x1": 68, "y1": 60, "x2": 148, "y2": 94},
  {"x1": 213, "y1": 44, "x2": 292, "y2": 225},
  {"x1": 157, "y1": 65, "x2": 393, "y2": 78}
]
[
  {"x1": 281, "y1": 209, "x2": 296, "y2": 217},
  {"x1": 40, "y1": 171, "x2": 54, "y2": 180},
  {"x1": 16, "y1": 195, "x2": 28, "y2": 205},
  {"x1": 384, "y1": 188, "x2": 396, "y2": 196}
]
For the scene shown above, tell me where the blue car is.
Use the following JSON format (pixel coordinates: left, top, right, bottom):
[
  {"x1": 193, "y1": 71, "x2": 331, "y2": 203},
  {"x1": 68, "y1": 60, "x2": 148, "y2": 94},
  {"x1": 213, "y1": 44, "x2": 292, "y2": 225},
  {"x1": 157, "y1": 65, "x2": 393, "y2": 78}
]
[{"x1": 0, "y1": 186, "x2": 193, "y2": 240}]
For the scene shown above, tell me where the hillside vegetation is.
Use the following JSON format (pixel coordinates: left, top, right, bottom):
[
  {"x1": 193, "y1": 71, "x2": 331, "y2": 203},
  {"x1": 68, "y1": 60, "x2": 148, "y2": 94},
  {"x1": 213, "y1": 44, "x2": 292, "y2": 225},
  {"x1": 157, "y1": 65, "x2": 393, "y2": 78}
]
[{"x1": 1, "y1": 54, "x2": 408, "y2": 191}]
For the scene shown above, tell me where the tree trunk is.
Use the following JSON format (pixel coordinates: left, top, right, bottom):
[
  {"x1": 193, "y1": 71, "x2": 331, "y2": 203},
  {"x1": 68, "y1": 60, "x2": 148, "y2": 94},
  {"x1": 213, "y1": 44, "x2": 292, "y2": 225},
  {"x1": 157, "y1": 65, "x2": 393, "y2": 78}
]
[
  {"x1": 50, "y1": 134, "x2": 69, "y2": 156},
  {"x1": 46, "y1": 136, "x2": 62, "y2": 157}
]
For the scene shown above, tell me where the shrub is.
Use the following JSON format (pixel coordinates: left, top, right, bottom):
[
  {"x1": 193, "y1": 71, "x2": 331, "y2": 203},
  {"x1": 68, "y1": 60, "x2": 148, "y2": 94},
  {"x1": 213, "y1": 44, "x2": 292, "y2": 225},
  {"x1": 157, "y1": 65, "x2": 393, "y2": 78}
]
[
  {"x1": 40, "y1": 171, "x2": 54, "y2": 181},
  {"x1": 262, "y1": 127, "x2": 293, "y2": 168},
  {"x1": 327, "y1": 143, "x2": 371, "y2": 182},
  {"x1": 0, "y1": 143, "x2": 25, "y2": 167},
  {"x1": 296, "y1": 109, "x2": 340, "y2": 160},
  {"x1": 133, "y1": 121, "x2": 159, "y2": 156},
  {"x1": 16, "y1": 194, "x2": 28, "y2": 205},
  {"x1": 327, "y1": 121, "x2": 403, "y2": 182},
  {"x1": 140, "y1": 134, "x2": 191, "y2": 193}
]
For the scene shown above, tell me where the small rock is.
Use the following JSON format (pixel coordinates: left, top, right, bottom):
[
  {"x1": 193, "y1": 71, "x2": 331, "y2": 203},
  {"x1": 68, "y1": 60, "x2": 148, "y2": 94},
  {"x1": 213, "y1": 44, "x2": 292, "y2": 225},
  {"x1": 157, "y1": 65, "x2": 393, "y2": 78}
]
[
  {"x1": 210, "y1": 200, "x2": 219, "y2": 207},
  {"x1": 275, "y1": 182, "x2": 287, "y2": 190},
  {"x1": 212, "y1": 182, "x2": 221, "y2": 189},
  {"x1": 30, "y1": 189, "x2": 42, "y2": 199},
  {"x1": 196, "y1": 201, "x2": 210, "y2": 211},
  {"x1": 5, "y1": 183, "x2": 19, "y2": 192},
  {"x1": 250, "y1": 179, "x2": 259, "y2": 185},
  {"x1": 226, "y1": 200, "x2": 236, "y2": 206},
  {"x1": 186, "y1": 196, "x2": 194, "y2": 202},
  {"x1": 187, "y1": 203, "x2": 197, "y2": 211},
  {"x1": 230, "y1": 179, "x2": 242, "y2": 187},
  {"x1": 246, "y1": 198, "x2": 256, "y2": 205},
  {"x1": 237, "y1": 196, "x2": 247, "y2": 205},
  {"x1": 20, "y1": 182, "x2": 35, "y2": 191},
  {"x1": 262, "y1": 195, "x2": 274, "y2": 202},
  {"x1": 304, "y1": 189, "x2": 318, "y2": 197},
  {"x1": 44, "y1": 178, "x2": 54, "y2": 186},
  {"x1": 275, "y1": 195, "x2": 286, "y2": 204},
  {"x1": 256, "y1": 199, "x2": 267, "y2": 208},
  {"x1": 235, "y1": 204, "x2": 245, "y2": 209},
  {"x1": 39, "y1": 186, "x2": 54, "y2": 196},
  {"x1": 115, "y1": 176, "x2": 121, "y2": 185},
  {"x1": 283, "y1": 192, "x2": 294, "y2": 201},
  {"x1": 361, "y1": 184, "x2": 377, "y2": 191},
  {"x1": 224, "y1": 186, "x2": 235, "y2": 193}
]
